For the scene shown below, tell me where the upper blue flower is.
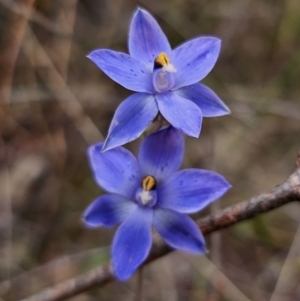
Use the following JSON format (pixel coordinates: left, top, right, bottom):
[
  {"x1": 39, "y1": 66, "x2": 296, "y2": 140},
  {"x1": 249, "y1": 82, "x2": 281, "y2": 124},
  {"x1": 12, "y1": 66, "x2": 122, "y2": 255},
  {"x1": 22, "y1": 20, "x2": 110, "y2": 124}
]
[
  {"x1": 88, "y1": 8, "x2": 230, "y2": 151},
  {"x1": 83, "y1": 127, "x2": 231, "y2": 280}
]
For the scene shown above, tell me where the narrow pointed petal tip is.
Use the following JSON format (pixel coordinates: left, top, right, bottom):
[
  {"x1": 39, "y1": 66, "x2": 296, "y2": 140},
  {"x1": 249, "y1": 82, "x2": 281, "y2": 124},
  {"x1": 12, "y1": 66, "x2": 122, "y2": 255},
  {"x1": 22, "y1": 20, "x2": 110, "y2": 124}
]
[
  {"x1": 158, "y1": 169, "x2": 231, "y2": 214},
  {"x1": 153, "y1": 209, "x2": 206, "y2": 254},
  {"x1": 101, "y1": 139, "x2": 113, "y2": 152},
  {"x1": 138, "y1": 126, "x2": 184, "y2": 184},
  {"x1": 87, "y1": 49, "x2": 153, "y2": 93},
  {"x1": 101, "y1": 93, "x2": 158, "y2": 152},
  {"x1": 156, "y1": 92, "x2": 202, "y2": 138},
  {"x1": 112, "y1": 207, "x2": 153, "y2": 281},
  {"x1": 173, "y1": 37, "x2": 222, "y2": 88},
  {"x1": 175, "y1": 83, "x2": 230, "y2": 117},
  {"x1": 82, "y1": 194, "x2": 136, "y2": 228},
  {"x1": 129, "y1": 7, "x2": 171, "y2": 66},
  {"x1": 88, "y1": 142, "x2": 140, "y2": 199}
]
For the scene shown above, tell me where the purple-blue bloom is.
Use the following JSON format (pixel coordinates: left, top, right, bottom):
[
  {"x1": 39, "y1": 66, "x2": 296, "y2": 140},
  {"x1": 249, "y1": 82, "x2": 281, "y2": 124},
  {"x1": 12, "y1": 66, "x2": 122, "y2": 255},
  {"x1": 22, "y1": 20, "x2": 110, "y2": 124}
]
[
  {"x1": 83, "y1": 127, "x2": 231, "y2": 280},
  {"x1": 88, "y1": 8, "x2": 230, "y2": 152}
]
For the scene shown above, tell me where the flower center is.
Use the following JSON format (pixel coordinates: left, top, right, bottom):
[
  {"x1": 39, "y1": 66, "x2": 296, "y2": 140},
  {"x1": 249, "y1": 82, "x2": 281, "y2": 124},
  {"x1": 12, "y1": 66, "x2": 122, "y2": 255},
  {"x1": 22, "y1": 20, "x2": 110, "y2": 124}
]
[
  {"x1": 153, "y1": 52, "x2": 176, "y2": 93},
  {"x1": 135, "y1": 175, "x2": 157, "y2": 207}
]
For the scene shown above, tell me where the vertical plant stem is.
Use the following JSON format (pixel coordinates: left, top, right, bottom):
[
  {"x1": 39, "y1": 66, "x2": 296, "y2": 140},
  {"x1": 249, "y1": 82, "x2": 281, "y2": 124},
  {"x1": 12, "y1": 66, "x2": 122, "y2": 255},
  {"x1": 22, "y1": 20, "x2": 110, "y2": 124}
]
[
  {"x1": 207, "y1": 121, "x2": 222, "y2": 301},
  {"x1": 0, "y1": 133, "x2": 12, "y2": 299},
  {"x1": 50, "y1": 0, "x2": 78, "y2": 80},
  {"x1": 0, "y1": 0, "x2": 36, "y2": 103},
  {"x1": 134, "y1": 266, "x2": 144, "y2": 301}
]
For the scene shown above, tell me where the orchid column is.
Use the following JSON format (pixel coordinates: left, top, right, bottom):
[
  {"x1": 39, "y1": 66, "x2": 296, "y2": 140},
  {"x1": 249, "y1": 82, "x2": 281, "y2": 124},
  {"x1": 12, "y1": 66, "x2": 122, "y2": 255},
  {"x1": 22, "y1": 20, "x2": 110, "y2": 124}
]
[{"x1": 83, "y1": 8, "x2": 231, "y2": 281}]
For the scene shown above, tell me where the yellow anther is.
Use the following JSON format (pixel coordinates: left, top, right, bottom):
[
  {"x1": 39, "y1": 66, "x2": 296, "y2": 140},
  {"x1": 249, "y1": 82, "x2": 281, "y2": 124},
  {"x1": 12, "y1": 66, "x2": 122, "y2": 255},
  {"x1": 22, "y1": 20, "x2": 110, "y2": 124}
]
[
  {"x1": 154, "y1": 52, "x2": 170, "y2": 67},
  {"x1": 154, "y1": 52, "x2": 176, "y2": 73},
  {"x1": 142, "y1": 175, "x2": 156, "y2": 191}
]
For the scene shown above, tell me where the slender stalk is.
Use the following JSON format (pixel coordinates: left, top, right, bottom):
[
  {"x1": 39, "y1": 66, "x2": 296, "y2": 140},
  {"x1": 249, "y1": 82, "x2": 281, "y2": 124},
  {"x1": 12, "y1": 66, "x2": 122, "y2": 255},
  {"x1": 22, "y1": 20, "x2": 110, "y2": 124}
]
[
  {"x1": 134, "y1": 267, "x2": 144, "y2": 301},
  {"x1": 0, "y1": 0, "x2": 35, "y2": 103}
]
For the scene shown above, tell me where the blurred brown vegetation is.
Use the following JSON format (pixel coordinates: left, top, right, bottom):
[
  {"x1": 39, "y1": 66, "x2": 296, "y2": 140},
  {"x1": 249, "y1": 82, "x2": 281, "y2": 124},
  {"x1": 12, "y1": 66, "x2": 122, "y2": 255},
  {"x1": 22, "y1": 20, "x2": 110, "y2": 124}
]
[{"x1": 0, "y1": 0, "x2": 300, "y2": 300}]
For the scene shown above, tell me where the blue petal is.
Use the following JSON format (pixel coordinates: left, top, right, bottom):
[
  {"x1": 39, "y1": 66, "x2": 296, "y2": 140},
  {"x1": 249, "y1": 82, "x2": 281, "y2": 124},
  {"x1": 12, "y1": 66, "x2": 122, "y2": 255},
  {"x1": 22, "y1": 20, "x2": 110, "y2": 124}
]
[
  {"x1": 138, "y1": 126, "x2": 184, "y2": 184},
  {"x1": 112, "y1": 206, "x2": 153, "y2": 281},
  {"x1": 175, "y1": 83, "x2": 230, "y2": 117},
  {"x1": 172, "y1": 37, "x2": 221, "y2": 89},
  {"x1": 88, "y1": 143, "x2": 140, "y2": 199},
  {"x1": 83, "y1": 194, "x2": 136, "y2": 228},
  {"x1": 87, "y1": 49, "x2": 153, "y2": 93},
  {"x1": 157, "y1": 169, "x2": 231, "y2": 213},
  {"x1": 102, "y1": 93, "x2": 158, "y2": 151},
  {"x1": 156, "y1": 92, "x2": 202, "y2": 137},
  {"x1": 129, "y1": 8, "x2": 172, "y2": 68},
  {"x1": 153, "y1": 208, "x2": 206, "y2": 253}
]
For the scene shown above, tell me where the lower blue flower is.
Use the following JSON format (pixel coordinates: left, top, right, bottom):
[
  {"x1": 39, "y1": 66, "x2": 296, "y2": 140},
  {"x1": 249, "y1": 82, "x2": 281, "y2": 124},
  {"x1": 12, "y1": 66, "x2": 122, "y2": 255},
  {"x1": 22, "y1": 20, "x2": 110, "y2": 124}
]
[{"x1": 83, "y1": 127, "x2": 231, "y2": 280}]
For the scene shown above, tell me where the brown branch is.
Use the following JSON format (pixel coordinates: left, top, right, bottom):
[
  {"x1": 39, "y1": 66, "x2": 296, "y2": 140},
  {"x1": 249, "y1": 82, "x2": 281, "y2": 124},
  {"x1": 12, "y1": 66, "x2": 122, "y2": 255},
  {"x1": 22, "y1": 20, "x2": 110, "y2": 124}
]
[{"x1": 19, "y1": 165, "x2": 300, "y2": 301}]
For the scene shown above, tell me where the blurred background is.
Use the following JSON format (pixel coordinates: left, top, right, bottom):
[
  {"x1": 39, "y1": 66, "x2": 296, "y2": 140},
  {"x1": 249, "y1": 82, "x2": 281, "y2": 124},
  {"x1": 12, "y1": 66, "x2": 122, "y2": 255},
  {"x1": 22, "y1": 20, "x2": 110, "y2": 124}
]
[{"x1": 1, "y1": 0, "x2": 300, "y2": 300}]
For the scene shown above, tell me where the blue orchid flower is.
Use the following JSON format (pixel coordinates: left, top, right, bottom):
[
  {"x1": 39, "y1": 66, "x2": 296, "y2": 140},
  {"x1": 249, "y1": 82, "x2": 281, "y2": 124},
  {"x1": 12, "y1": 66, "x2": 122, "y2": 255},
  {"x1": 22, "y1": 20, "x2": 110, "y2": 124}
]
[
  {"x1": 83, "y1": 127, "x2": 231, "y2": 280},
  {"x1": 88, "y1": 8, "x2": 230, "y2": 152}
]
